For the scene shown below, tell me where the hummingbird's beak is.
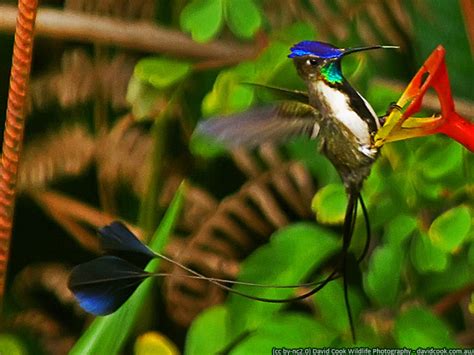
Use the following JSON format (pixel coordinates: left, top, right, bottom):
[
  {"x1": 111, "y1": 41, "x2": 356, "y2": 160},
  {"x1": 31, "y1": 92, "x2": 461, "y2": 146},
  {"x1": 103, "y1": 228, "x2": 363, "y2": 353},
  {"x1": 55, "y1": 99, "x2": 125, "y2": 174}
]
[{"x1": 342, "y1": 45, "x2": 399, "y2": 56}]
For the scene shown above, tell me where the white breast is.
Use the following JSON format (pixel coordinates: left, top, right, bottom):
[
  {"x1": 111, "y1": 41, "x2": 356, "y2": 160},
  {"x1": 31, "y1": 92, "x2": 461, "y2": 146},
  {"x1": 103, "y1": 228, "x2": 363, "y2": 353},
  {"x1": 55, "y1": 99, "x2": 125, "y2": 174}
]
[
  {"x1": 316, "y1": 82, "x2": 371, "y2": 145},
  {"x1": 358, "y1": 91, "x2": 380, "y2": 129}
]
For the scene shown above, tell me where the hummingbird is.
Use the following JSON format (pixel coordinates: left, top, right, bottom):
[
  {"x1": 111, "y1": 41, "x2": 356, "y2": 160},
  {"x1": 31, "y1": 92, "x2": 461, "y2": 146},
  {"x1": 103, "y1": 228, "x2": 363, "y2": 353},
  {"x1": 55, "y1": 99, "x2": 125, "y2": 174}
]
[
  {"x1": 197, "y1": 40, "x2": 399, "y2": 341},
  {"x1": 199, "y1": 41, "x2": 399, "y2": 192},
  {"x1": 67, "y1": 41, "x2": 399, "y2": 343}
]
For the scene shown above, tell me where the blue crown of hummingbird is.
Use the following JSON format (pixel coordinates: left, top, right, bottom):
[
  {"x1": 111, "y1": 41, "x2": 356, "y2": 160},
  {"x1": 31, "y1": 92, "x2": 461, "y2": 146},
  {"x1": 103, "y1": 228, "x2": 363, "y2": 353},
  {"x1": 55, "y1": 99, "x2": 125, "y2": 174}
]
[
  {"x1": 288, "y1": 41, "x2": 343, "y2": 59},
  {"x1": 288, "y1": 40, "x2": 399, "y2": 59}
]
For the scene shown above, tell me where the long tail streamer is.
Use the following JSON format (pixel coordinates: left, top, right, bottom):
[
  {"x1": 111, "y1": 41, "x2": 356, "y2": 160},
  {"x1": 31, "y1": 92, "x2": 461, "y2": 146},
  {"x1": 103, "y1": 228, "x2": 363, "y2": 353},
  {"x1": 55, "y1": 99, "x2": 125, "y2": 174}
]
[{"x1": 69, "y1": 213, "x2": 371, "y2": 341}]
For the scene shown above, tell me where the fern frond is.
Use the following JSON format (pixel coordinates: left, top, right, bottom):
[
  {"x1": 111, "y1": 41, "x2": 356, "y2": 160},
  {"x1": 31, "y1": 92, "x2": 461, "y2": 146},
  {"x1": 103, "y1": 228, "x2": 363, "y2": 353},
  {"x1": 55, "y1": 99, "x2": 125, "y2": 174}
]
[
  {"x1": 18, "y1": 125, "x2": 95, "y2": 192},
  {"x1": 164, "y1": 152, "x2": 316, "y2": 326},
  {"x1": 28, "y1": 50, "x2": 137, "y2": 111}
]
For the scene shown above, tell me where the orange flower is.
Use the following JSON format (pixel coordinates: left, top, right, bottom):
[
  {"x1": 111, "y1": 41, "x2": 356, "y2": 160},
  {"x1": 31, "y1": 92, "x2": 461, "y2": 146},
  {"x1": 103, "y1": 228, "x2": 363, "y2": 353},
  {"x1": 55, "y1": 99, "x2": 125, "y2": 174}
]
[{"x1": 374, "y1": 45, "x2": 474, "y2": 152}]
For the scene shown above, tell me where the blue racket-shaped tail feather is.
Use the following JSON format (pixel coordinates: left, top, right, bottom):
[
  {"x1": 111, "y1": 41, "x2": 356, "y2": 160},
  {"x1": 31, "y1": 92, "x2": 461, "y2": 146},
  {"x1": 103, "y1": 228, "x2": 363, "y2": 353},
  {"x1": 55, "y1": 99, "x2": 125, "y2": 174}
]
[
  {"x1": 68, "y1": 256, "x2": 150, "y2": 315},
  {"x1": 99, "y1": 221, "x2": 156, "y2": 268}
]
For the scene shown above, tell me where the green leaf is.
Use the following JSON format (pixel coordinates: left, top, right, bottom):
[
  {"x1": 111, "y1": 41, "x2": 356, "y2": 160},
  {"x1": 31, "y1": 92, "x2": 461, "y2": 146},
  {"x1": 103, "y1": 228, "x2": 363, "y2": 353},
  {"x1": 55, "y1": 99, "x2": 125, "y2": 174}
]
[
  {"x1": 202, "y1": 62, "x2": 255, "y2": 116},
  {"x1": 364, "y1": 244, "x2": 403, "y2": 306},
  {"x1": 469, "y1": 242, "x2": 474, "y2": 266},
  {"x1": 224, "y1": 0, "x2": 262, "y2": 39},
  {"x1": 420, "y1": 255, "x2": 473, "y2": 297},
  {"x1": 253, "y1": 42, "x2": 291, "y2": 82},
  {"x1": 366, "y1": 81, "x2": 400, "y2": 113},
  {"x1": 126, "y1": 76, "x2": 162, "y2": 119},
  {"x1": 312, "y1": 183, "x2": 348, "y2": 225},
  {"x1": 134, "y1": 57, "x2": 191, "y2": 89},
  {"x1": 414, "y1": 179, "x2": 444, "y2": 201},
  {"x1": 189, "y1": 128, "x2": 228, "y2": 158},
  {"x1": 394, "y1": 306, "x2": 458, "y2": 347},
  {"x1": 231, "y1": 313, "x2": 336, "y2": 354},
  {"x1": 70, "y1": 184, "x2": 185, "y2": 355},
  {"x1": 227, "y1": 223, "x2": 340, "y2": 336},
  {"x1": 202, "y1": 38, "x2": 310, "y2": 118},
  {"x1": 272, "y1": 22, "x2": 316, "y2": 45},
  {"x1": 185, "y1": 305, "x2": 230, "y2": 355},
  {"x1": 202, "y1": 38, "x2": 305, "y2": 118},
  {"x1": 363, "y1": 166, "x2": 383, "y2": 201},
  {"x1": 134, "y1": 332, "x2": 179, "y2": 355},
  {"x1": 429, "y1": 206, "x2": 471, "y2": 253},
  {"x1": 0, "y1": 334, "x2": 27, "y2": 355},
  {"x1": 180, "y1": 0, "x2": 224, "y2": 42},
  {"x1": 313, "y1": 280, "x2": 364, "y2": 335},
  {"x1": 410, "y1": 233, "x2": 449, "y2": 273},
  {"x1": 418, "y1": 141, "x2": 463, "y2": 180},
  {"x1": 384, "y1": 214, "x2": 417, "y2": 246},
  {"x1": 366, "y1": 192, "x2": 400, "y2": 230}
]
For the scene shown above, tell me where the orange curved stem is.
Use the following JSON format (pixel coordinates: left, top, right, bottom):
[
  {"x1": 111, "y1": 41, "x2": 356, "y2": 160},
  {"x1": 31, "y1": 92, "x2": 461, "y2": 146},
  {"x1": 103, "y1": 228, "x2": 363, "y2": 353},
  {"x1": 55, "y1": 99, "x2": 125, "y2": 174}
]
[{"x1": 0, "y1": 0, "x2": 38, "y2": 305}]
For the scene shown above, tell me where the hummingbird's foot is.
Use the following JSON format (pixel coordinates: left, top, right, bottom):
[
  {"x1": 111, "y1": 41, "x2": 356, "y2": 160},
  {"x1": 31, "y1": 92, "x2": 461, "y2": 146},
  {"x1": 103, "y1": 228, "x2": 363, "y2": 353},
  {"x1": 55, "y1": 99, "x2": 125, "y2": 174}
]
[
  {"x1": 358, "y1": 144, "x2": 377, "y2": 158},
  {"x1": 378, "y1": 102, "x2": 402, "y2": 126}
]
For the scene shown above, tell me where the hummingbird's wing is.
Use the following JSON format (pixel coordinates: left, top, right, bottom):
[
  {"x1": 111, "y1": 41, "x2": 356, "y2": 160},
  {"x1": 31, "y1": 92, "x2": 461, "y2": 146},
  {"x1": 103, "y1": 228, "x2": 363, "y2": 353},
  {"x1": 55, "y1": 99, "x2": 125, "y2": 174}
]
[
  {"x1": 196, "y1": 101, "x2": 320, "y2": 148},
  {"x1": 243, "y1": 83, "x2": 309, "y2": 104}
]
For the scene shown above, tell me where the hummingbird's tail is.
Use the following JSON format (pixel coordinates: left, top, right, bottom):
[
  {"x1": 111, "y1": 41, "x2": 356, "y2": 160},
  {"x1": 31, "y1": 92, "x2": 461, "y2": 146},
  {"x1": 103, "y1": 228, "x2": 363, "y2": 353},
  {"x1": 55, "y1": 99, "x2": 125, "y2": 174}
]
[
  {"x1": 68, "y1": 199, "x2": 372, "y2": 338},
  {"x1": 342, "y1": 192, "x2": 370, "y2": 343},
  {"x1": 358, "y1": 194, "x2": 371, "y2": 263},
  {"x1": 342, "y1": 193, "x2": 358, "y2": 342}
]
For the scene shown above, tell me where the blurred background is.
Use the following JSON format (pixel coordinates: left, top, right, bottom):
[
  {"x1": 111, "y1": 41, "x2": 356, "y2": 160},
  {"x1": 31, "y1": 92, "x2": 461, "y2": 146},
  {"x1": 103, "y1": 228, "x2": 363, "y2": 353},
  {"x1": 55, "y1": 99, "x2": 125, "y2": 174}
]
[{"x1": 0, "y1": 0, "x2": 472, "y2": 353}]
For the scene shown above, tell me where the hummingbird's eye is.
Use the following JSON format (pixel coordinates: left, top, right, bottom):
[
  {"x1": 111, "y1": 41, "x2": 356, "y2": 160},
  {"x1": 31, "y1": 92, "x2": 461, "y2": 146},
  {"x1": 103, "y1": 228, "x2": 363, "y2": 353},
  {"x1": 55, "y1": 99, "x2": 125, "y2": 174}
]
[{"x1": 306, "y1": 58, "x2": 318, "y2": 66}]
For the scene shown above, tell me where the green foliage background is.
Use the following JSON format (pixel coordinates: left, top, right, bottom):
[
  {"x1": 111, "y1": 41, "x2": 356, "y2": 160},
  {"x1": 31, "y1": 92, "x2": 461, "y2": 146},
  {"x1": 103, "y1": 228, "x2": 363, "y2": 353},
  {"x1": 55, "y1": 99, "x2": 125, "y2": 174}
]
[{"x1": 1, "y1": 0, "x2": 473, "y2": 353}]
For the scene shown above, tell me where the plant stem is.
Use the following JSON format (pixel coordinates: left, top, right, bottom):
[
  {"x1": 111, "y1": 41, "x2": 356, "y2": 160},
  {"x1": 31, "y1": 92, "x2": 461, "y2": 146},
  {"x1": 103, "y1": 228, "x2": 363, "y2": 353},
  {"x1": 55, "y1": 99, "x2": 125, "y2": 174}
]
[
  {"x1": 137, "y1": 116, "x2": 168, "y2": 238},
  {"x1": 0, "y1": 0, "x2": 38, "y2": 307},
  {"x1": 0, "y1": 5, "x2": 258, "y2": 61}
]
